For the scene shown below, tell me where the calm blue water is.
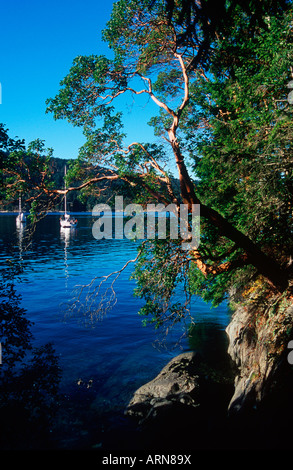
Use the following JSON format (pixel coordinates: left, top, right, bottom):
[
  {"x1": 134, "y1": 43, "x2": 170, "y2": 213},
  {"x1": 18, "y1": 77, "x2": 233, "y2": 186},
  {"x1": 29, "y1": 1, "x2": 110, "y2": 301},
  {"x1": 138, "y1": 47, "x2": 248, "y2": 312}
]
[{"x1": 0, "y1": 213, "x2": 231, "y2": 449}]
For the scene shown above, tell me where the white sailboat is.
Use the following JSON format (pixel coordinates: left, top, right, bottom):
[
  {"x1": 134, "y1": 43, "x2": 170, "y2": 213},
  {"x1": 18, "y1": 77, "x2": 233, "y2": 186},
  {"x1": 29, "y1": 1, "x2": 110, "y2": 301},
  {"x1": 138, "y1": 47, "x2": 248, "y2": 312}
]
[
  {"x1": 60, "y1": 166, "x2": 77, "y2": 229},
  {"x1": 16, "y1": 196, "x2": 26, "y2": 225}
]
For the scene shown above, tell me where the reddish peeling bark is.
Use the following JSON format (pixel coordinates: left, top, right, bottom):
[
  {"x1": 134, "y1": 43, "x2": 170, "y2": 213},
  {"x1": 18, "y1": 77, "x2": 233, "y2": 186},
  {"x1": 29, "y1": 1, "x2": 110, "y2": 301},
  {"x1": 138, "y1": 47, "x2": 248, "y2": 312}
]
[{"x1": 172, "y1": 140, "x2": 288, "y2": 292}]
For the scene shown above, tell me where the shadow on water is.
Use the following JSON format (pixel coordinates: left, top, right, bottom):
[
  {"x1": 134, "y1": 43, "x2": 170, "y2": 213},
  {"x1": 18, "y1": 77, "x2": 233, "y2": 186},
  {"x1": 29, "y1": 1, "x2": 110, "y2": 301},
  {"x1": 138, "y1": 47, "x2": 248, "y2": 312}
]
[
  {"x1": 0, "y1": 265, "x2": 62, "y2": 450},
  {"x1": 0, "y1": 265, "x2": 235, "y2": 451},
  {"x1": 0, "y1": 214, "x2": 239, "y2": 451},
  {"x1": 2, "y1": 255, "x2": 286, "y2": 451}
]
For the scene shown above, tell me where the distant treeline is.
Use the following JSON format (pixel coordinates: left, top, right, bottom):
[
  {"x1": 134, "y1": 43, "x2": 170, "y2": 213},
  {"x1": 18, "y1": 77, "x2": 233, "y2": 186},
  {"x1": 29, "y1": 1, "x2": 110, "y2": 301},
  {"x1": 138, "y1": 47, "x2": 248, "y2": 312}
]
[
  {"x1": 1, "y1": 156, "x2": 107, "y2": 212},
  {"x1": 3, "y1": 155, "x2": 180, "y2": 213}
]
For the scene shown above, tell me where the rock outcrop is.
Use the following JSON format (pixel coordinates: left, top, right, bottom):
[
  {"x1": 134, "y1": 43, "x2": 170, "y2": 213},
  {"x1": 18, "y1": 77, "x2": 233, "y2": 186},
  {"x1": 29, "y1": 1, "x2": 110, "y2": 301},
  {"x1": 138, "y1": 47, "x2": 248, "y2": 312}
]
[
  {"x1": 125, "y1": 352, "x2": 201, "y2": 424},
  {"x1": 124, "y1": 287, "x2": 293, "y2": 449},
  {"x1": 226, "y1": 289, "x2": 293, "y2": 415}
]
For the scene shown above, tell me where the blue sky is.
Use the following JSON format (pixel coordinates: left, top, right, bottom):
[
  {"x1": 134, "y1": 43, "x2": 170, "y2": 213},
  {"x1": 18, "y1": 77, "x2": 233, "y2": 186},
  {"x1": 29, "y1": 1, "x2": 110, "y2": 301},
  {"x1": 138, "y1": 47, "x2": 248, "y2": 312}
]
[{"x1": 0, "y1": 0, "x2": 158, "y2": 160}]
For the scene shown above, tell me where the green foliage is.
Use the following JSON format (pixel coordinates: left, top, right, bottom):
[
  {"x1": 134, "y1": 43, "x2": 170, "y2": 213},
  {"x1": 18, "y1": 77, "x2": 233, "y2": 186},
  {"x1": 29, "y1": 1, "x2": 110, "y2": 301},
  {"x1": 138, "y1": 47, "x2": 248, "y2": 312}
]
[
  {"x1": 44, "y1": 0, "x2": 293, "y2": 330},
  {"x1": 0, "y1": 264, "x2": 32, "y2": 371},
  {"x1": 181, "y1": 9, "x2": 293, "y2": 301},
  {"x1": 0, "y1": 124, "x2": 25, "y2": 201},
  {"x1": 193, "y1": 12, "x2": 293, "y2": 238},
  {"x1": 131, "y1": 238, "x2": 191, "y2": 327},
  {"x1": 0, "y1": 128, "x2": 61, "y2": 218},
  {"x1": 1, "y1": 0, "x2": 292, "y2": 335}
]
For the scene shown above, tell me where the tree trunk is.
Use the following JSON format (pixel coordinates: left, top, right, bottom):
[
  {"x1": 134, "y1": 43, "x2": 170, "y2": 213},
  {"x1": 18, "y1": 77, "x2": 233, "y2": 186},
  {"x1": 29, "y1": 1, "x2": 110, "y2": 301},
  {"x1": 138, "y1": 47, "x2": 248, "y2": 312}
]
[
  {"x1": 172, "y1": 138, "x2": 288, "y2": 292},
  {"x1": 200, "y1": 203, "x2": 288, "y2": 292}
]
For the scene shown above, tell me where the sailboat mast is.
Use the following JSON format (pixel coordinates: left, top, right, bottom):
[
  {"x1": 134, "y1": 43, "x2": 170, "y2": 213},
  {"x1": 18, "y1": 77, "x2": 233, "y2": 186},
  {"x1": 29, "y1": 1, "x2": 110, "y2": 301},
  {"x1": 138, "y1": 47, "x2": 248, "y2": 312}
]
[{"x1": 64, "y1": 165, "x2": 67, "y2": 215}]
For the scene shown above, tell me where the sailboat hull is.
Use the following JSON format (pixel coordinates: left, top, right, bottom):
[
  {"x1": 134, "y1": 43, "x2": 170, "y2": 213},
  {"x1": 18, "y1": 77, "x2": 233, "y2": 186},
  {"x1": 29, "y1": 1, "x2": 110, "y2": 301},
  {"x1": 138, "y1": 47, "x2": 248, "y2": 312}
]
[
  {"x1": 16, "y1": 197, "x2": 26, "y2": 224},
  {"x1": 60, "y1": 212, "x2": 77, "y2": 228},
  {"x1": 60, "y1": 220, "x2": 77, "y2": 228},
  {"x1": 16, "y1": 213, "x2": 26, "y2": 223}
]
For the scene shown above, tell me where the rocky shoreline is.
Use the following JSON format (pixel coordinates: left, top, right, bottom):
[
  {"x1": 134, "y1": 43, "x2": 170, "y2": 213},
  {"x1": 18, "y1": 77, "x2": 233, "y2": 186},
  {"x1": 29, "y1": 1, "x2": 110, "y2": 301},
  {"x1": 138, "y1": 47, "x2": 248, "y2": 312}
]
[
  {"x1": 125, "y1": 352, "x2": 202, "y2": 424},
  {"x1": 124, "y1": 292, "x2": 293, "y2": 450},
  {"x1": 124, "y1": 350, "x2": 235, "y2": 450}
]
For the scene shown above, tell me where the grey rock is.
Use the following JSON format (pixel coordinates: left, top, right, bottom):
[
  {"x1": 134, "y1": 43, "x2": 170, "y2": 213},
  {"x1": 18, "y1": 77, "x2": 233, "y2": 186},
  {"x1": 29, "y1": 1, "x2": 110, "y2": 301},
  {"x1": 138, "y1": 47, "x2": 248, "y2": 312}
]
[
  {"x1": 226, "y1": 297, "x2": 293, "y2": 414},
  {"x1": 125, "y1": 351, "x2": 201, "y2": 423}
]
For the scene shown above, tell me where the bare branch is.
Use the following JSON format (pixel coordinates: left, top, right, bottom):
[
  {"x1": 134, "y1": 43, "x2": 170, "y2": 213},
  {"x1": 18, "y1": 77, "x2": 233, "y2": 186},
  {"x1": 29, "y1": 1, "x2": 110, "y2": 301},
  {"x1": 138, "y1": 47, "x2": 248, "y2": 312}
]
[
  {"x1": 63, "y1": 246, "x2": 144, "y2": 326},
  {"x1": 138, "y1": 74, "x2": 177, "y2": 117},
  {"x1": 175, "y1": 53, "x2": 189, "y2": 116},
  {"x1": 190, "y1": 249, "x2": 249, "y2": 277},
  {"x1": 54, "y1": 173, "x2": 120, "y2": 195}
]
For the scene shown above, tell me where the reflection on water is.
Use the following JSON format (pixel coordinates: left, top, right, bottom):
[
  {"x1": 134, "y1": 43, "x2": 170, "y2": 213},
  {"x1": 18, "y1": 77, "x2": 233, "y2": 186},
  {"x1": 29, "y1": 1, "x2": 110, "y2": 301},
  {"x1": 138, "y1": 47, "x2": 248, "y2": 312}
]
[
  {"x1": 60, "y1": 226, "x2": 77, "y2": 290},
  {"x1": 0, "y1": 213, "x2": 231, "y2": 449}
]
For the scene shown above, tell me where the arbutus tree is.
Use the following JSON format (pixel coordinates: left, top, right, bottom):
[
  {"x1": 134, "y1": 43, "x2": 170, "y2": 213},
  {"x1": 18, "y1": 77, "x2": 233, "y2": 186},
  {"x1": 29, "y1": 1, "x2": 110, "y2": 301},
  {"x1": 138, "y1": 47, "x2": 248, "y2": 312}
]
[{"x1": 45, "y1": 0, "x2": 293, "y2": 328}]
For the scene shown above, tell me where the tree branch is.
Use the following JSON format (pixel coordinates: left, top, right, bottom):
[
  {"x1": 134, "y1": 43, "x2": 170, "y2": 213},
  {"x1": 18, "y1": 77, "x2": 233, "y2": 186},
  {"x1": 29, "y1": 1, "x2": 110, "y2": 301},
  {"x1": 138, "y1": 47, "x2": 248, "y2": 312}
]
[{"x1": 190, "y1": 249, "x2": 249, "y2": 276}]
